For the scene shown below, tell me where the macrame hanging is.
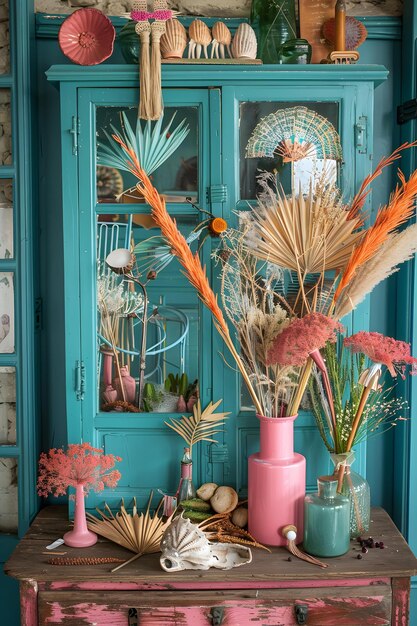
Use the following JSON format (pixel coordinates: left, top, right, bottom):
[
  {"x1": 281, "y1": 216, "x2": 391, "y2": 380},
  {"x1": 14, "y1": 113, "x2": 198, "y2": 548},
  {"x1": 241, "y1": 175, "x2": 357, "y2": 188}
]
[{"x1": 131, "y1": 1, "x2": 173, "y2": 120}]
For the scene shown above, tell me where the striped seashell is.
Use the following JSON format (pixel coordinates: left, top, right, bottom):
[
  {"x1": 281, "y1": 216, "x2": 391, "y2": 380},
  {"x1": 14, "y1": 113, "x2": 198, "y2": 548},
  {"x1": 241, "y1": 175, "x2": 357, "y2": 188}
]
[
  {"x1": 212, "y1": 21, "x2": 231, "y2": 46},
  {"x1": 160, "y1": 18, "x2": 187, "y2": 59},
  {"x1": 231, "y1": 22, "x2": 257, "y2": 59},
  {"x1": 189, "y1": 19, "x2": 212, "y2": 46}
]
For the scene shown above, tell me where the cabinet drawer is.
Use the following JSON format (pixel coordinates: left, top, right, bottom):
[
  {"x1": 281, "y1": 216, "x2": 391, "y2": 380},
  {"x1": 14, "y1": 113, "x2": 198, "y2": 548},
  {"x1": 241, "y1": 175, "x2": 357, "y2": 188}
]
[{"x1": 39, "y1": 586, "x2": 391, "y2": 625}]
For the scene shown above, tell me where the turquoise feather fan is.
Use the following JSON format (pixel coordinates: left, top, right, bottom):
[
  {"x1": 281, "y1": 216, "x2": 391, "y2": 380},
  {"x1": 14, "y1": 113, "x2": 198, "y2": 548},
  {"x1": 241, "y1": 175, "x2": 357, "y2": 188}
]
[{"x1": 246, "y1": 106, "x2": 343, "y2": 163}]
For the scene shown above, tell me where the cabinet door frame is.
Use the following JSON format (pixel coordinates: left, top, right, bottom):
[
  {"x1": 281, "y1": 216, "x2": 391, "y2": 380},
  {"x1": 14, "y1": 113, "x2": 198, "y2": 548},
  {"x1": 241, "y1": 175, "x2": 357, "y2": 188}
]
[{"x1": 220, "y1": 84, "x2": 374, "y2": 494}]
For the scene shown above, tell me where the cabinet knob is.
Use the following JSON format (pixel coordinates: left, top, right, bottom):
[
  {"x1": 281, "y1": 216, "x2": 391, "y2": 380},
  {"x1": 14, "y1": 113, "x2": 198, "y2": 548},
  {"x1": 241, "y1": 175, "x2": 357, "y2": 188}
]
[
  {"x1": 295, "y1": 603, "x2": 308, "y2": 625},
  {"x1": 209, "y1": 606, "x2": 224, "y2": 625}
]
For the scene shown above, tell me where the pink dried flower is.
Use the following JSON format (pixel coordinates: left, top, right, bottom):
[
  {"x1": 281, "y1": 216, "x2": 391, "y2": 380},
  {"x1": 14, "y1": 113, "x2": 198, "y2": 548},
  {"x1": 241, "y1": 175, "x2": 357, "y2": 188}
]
[
  {"x1": 344, "y1": 331, "x2": 417, "y2": 378},
  {"x1": 267, "y1": 313, "x2": 343, "y2": 366},
  {"x1": 37, "y1": 443, "x2": 122, "y2": 498}
]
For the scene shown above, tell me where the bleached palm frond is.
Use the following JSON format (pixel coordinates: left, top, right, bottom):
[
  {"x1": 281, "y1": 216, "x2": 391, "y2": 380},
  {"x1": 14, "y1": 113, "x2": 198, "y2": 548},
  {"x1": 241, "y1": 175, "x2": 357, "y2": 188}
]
[
  {"x1": 86, "y1": 493, "x2": 172, "y2": 572},
  {"x1": 165, "y1": 400, "x2": 229, "y2": 454}
]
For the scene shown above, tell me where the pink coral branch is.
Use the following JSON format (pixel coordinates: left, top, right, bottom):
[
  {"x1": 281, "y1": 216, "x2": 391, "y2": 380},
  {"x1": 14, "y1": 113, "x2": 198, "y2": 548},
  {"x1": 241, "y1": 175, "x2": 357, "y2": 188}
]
[{"x1": 37, "y1": 443, "x2": 121, "y2": 498}]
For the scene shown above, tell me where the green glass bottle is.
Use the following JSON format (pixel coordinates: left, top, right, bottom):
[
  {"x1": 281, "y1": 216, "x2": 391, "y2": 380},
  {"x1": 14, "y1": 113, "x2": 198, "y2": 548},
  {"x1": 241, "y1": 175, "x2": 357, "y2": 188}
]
[
  {"x1": 303, "y1": 476, "x2": 350, "y2": 558},
  {"x1": 250, "y1": 0, "x2": 297, "y2": 64}
]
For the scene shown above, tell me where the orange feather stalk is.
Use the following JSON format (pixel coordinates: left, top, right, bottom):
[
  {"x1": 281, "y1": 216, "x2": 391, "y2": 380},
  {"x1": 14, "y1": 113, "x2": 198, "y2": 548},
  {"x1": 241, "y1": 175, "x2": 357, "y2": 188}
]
[
  {"x1": 111, "y1": 134, "x2": 263, "y2": 415},
  {"x1": 335, "y1": 167, "x2": 417, "y2": 303}
]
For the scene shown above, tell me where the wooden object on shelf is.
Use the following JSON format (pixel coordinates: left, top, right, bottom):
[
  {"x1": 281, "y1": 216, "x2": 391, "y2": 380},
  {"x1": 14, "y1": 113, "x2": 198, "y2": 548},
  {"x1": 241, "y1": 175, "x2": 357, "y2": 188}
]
[
  {"x1": 329, "y1": 50, "x2": 360, "y2": 64},
  {"x1": 161, "y1": 58, "x2": 262, "y2": 64},
  {"x1": 334, "y1": 0, "x2": 346, "y2": 52},
  {"x1": 299, "y1": 0, "x2": 334, "y2": 63},
  {"x1": 5, "y1": 506, "x2": 417, "y2": 625}
]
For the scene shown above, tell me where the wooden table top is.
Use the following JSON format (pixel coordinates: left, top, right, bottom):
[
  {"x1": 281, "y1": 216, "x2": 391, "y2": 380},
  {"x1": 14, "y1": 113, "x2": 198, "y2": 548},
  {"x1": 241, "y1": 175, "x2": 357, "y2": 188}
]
[{"x1": 5, "y1": 506, "x2": 417, "y2": 585}]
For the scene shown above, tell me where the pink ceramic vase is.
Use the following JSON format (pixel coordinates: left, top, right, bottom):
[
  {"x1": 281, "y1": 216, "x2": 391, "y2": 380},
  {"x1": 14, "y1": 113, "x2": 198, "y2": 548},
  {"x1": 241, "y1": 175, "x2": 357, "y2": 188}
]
[
  {"x1": 248, "y1": 414, "x2": 306, "y2": 546},
  {"x1": 63, "y1": 484, "x2": 98, "y2": 548},
  {"x1": 114, "y1": 365, "x2": 136, "y2": 403}
]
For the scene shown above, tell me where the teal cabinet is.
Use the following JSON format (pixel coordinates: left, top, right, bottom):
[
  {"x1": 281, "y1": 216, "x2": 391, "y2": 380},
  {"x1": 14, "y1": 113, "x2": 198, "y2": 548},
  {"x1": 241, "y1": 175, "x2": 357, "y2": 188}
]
[{"x1": 47, "y1": 64, "x2": 387, "y2": 510}]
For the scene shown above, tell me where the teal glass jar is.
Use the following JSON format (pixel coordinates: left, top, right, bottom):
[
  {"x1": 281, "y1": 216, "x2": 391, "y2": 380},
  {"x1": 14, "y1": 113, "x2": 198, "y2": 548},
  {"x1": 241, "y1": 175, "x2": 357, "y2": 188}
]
[
  {"x1": 331, "y1": 452, "x2": 371, "y2": 538},
  {"x1": 118, "y1": 21, "x2": 139, "y2": 64},
  {"x1": 280, "y1": 39, "x2": 312, "y2": 65},
  {"x1": 303, "y1": 476, "x2": 350, "y2": 557},
  {"x1": 250, "y1": 0, "x2": 297, "y2": 64}
]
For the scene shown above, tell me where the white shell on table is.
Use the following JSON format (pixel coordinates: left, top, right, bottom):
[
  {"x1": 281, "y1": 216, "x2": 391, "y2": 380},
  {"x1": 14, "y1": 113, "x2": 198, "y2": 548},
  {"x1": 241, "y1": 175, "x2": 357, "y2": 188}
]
[
  {"x1": 231, "y1": 23, "x2": 257, "y2": 59},
  {"x1": 160, "y1": 19, "x2": 187, "y2": 59},
  {"x1": 189, "y1": 19, "x2": 212, "y2": 46},
  {"x1": 212, "y1": 21, "x2": 232, "y2": 46},
  {"x1": 160, "y1": 515, "x2": 252, "y2": 572}
]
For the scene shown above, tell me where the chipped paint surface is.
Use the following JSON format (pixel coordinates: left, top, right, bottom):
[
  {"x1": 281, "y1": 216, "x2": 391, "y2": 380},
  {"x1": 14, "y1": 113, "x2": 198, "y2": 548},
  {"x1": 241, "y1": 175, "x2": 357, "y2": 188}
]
[{"x1": 20, "y1": 580, "x2": 38, "y2": 626}]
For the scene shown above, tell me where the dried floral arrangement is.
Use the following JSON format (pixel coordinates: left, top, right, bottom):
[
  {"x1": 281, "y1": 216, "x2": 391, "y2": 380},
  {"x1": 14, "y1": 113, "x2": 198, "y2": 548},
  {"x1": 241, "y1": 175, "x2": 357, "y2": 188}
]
[
  {"x1": 107, "y1": 124, "x2": 417, "y2": 422},
  {"x1": 37, "y1": 443, "x2": 121, "y2": 497}
]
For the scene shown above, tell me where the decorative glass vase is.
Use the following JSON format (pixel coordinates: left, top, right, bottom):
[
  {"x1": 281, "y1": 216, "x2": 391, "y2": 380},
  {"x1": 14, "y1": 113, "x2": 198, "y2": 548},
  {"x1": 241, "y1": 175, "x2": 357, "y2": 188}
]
[
  {"x1": 177, "y1": 447, "x2": 196, "y2": 503},
  {"x1": 304, "y1": 476, "x2": 350, "y2": 557},
  {"x1": 118, "y1": 21, "x2": 139, "y2": 64},
  {"x1": 280, "y1": 38, "x2": 312, "y2": 64},
  {"x1": 250, "y1": 0, "x2": 298, "y2": 64},
  {"x1": 248, "y1": 415, "x2": 306, "y2": 546},
  {"x1": 64, "y1": 484, "x2": 97, "y2": 548},
  {"x1": 331, "y1": 452, "x2": 370, "y2": 538}
]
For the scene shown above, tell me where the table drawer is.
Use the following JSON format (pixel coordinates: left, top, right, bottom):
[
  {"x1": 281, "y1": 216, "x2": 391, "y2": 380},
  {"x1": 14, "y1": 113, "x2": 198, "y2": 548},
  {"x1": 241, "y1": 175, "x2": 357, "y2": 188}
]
[{"x1": 38, "y1": 586, "x2": 392, "y2": 625}]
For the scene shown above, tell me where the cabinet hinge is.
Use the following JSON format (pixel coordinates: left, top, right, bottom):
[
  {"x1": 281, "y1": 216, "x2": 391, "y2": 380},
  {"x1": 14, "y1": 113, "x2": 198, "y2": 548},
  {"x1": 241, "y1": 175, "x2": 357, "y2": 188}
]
[
  {"x1": 354, "y1": 116, "x2": 368, "y2": 154},
  {"x1": 75, "y1": 360, "x2": 86, "y2": 401},
  {"x1": 70, "y1": 116, "x2": 80, "y2": 156},
  {"x1": 34, "y1": 297, "x2": 42, "y2": 331},
  {"x1": 207, "y1": 184, "x2": 228, "y2": 204},
  {"x1": 208, "y1": 443, "x2": 229, "y2": 464},
  {"x1": 397, "y1": 99, "x2": 417, "y2": 125}
]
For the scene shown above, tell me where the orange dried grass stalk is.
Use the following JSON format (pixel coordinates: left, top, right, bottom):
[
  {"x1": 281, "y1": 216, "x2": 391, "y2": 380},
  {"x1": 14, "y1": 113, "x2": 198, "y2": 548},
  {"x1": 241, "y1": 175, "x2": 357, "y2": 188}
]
[
  {"x1": 112, "y1": 135, "x2": 263, "y2": 415},
  {"x1": 335, "y1": 168, "x2": 417, "y2": 303}
]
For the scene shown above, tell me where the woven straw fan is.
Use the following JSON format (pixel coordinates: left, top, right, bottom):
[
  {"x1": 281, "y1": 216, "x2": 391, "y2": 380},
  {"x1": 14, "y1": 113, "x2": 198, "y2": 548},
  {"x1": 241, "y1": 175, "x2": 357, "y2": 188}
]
[{"x1": 86, "y1": 492, "x2": 173, "y2": 572}]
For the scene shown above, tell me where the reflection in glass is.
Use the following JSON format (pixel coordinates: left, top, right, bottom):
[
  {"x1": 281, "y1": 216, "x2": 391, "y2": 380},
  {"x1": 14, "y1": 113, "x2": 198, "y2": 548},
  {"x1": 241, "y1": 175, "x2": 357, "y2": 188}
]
[
  {"x1": 96, "y1": 107, "x2": 198, "y2": 203},
  {"x1": 240, "y1": 101, "x2": 339, "y2": 199},
  {"x1": 96, "y1": 217, "x2": 199, "y2": 413},
  {"x1": 0, "y1": 272, "x2": 14, "y2": 353},
  {"x1": 0, "y1": 2, "x2": 10, "y2": 74},
  {"x1": 0, "y1": 179, "x2": 12, "y2": 259},
  {"x1": 0, "y1": 457, "x2": 18, "y2": 533},
  {"x1": 0, "y1": 90, "x2": 12, "y2": 165},
  {"x1": 0, "y1": 367, "x2": 16, "y2": 445}
]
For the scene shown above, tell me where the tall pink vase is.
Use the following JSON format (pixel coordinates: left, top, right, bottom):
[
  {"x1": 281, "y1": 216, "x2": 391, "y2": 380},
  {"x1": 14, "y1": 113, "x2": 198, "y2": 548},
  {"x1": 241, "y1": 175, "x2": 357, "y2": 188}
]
[
  {"x1": 248, "y1": 414, "x2": 306, "y2": 546},
  {"x1": 63, "y1": 484, "x2": 98, "y2": 548}
]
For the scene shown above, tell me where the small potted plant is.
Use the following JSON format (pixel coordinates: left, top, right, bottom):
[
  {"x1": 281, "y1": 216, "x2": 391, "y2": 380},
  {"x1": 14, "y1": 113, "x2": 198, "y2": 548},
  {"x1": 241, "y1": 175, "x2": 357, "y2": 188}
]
[{"x1": 37, "y1": 443, "x2": 121, "y2": 548}]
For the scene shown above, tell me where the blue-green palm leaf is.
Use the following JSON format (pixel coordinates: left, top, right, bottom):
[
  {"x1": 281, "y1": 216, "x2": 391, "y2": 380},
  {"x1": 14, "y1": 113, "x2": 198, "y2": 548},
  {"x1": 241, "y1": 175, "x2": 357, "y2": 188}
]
[{"x1": 97, "y1": 111, "x2": 190, "y2": 176}]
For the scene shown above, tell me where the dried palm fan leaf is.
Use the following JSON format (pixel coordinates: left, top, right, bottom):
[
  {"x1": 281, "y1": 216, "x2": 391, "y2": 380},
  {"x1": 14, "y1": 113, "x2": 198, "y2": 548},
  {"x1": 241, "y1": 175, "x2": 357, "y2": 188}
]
[
  {"x1": 246, "y1": 106, "x2": 343, "y2": 163},
  {"x1": 248, "y1": 174, "x2": 362, "y2": 276},
  {"x1": 86, "y1": 492, "x2": 173, "y2": 572},
  {"x1": 165, "y1": 399, "x2": 230, "y2": 457}
]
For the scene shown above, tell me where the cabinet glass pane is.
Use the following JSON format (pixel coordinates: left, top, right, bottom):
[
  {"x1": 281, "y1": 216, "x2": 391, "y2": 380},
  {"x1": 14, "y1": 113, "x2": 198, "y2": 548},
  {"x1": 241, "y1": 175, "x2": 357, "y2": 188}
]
[
  {"x1": 0, "y1": 367, "x2": 16, "y2": 445},
  {"x1": 97, "y1": 217, "x2": 199, "y2": 413},
  {"x1": 0, "y1": 90, "x2": 11, "y2": 165},
  {"x1": 0, "y1": 179, "x2": 13, "y2": 259},
  {"x1": 0, "y1": 1, "x2": 10, "y2": 74},
  {"x1": 240, "y1": 101, "x2": 339, "y2": 200},
  {"x1": 0, "y1": 457, "x2": 17, "y2": 533},
  {"x1": 0, "y1": 272, "x2": 14, "y2": 353},
  {"x1": 96, "y1": 106, "x2": 198, "y2": 204}
]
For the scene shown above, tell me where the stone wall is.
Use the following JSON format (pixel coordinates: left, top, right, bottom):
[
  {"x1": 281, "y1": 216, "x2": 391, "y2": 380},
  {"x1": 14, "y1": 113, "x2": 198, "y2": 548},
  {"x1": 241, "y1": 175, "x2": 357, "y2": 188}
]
[{"x1": 35, "y1": 0, "x2": 403, "y2": 17}]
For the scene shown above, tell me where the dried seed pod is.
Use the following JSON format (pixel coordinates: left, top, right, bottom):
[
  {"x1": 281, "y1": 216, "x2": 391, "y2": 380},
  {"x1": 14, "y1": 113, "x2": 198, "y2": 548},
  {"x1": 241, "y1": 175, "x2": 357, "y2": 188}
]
[
  {"x1": 210, "y1": 486, "x2": 238, "y2": 514},
  {"x1": 196, "y1": 483, "x2": 218, "y2": 501},
  {"x1": 231, "y1": 506, "x2": 248, "y2": 529},
  {"x1": 48, "y1": 556, "x2": 125, "y2": 566},
  {"x1": 160, "y1": 19, "x2": 187, "y2": 59}
]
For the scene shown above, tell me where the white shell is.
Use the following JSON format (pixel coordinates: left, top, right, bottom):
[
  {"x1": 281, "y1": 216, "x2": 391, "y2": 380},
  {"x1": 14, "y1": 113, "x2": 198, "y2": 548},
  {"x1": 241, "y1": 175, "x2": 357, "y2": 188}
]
[
  {"x1": 160, "y1": 19, "x2": 187, "y2": 59},
  {"x1": 231, "y1": 23, "x2": 257, "y2": 59},
  {"x1": 160, "y1": 515, "x2": 252, "y2": 572}
]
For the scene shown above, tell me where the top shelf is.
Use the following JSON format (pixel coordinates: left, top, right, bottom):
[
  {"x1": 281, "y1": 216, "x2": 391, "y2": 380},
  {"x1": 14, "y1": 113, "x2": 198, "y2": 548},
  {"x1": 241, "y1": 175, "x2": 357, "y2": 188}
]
[{"x1": 46, "y1": 63, "x2": 389, "y2": 88}]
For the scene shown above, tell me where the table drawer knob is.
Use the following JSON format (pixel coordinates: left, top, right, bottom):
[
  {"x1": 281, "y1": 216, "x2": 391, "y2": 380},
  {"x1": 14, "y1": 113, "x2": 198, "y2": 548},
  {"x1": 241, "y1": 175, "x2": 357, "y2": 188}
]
[
  {"x1": 209, "y1": 606, "x2": 224, "y2": 625},
  {"x1": 295, "y1": 603, "x2": 308, "y2": 625}
]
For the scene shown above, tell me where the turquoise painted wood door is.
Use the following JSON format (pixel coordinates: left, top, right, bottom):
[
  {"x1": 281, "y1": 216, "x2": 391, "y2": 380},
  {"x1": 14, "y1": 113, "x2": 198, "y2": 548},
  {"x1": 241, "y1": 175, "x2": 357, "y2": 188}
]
[{"x1": 76, "y1": 87, "x2": 229, "y2": 509}]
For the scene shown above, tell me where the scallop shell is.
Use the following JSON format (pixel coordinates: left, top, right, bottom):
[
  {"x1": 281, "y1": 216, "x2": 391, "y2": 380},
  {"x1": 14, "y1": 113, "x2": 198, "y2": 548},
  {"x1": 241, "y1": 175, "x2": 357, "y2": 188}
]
[
  {"x1": 160, "y1": 515, "x2": 252, "y2": 572},
  {"x1": 212, "y1": 21, "x2": 231, "y2": 46},
  {"x1": 231, "y1": 23, "x2": 257, "y2": 59},
  {"x1": 189, "y1": 19, "x2": 212, "y2": 46},
  {"x1": 160, "y1": 18, "x2": 187, "y2": 59}
]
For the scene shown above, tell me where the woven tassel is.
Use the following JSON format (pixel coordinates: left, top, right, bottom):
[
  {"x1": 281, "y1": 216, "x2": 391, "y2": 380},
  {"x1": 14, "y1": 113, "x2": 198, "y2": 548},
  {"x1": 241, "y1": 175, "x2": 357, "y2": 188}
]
[
  {"x1": 282, "y1": 525, "x2": 328, "y2": 568},
  {"x1": 136, "y1": 21, "x2": 152, "y2": 120},
  {"x1": 150, "y1": 20, "x2": 165, "y2": 120}
]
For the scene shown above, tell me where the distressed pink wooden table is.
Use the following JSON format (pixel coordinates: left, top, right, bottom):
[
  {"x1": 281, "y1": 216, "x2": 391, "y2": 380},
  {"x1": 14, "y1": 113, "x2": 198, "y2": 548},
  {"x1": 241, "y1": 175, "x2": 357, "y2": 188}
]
[{"x1": 5, "y1": 506, "x2": 417, "y2": 625}]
